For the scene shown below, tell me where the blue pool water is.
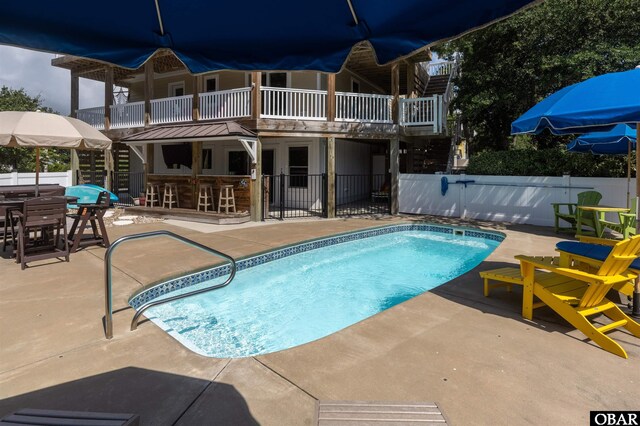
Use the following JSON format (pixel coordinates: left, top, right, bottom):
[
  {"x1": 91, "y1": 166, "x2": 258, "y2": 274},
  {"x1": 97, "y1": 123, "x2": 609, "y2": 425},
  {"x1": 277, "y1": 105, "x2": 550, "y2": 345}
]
[{"x1": 142, "y1": 228, "x2": 501, "y2": 358}]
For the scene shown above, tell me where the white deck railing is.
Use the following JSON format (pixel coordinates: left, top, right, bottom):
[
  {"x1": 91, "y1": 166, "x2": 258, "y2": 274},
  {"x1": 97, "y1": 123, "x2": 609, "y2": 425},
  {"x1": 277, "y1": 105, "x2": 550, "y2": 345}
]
[
  {"x1": 427, "y1": 61, "x2": 455, "y2": 76},
  {"x1": 110, "y1": 101, "x2": 145, "y2": 129},
  {"x1": 76, "y1": 91, "x2": 447, "y2": 133},
  {"x1": 335, "y1": 92, "x2": 393, "y2": 123},
  {"x1": 150, "y1": 94, "x2": 193, "y2": 125},
  {"x1": 399, "y1": 95, "x2": 442, "y2": 131},
  {"x1": 200, "y1": 87, "x2": 251, "y2": 120},
  {"x1": 76, "y1": 106, "x2": 105, "y2": 130},
  {"x1": 261, "y1": 87, "x2": 327, "y2": 120}
]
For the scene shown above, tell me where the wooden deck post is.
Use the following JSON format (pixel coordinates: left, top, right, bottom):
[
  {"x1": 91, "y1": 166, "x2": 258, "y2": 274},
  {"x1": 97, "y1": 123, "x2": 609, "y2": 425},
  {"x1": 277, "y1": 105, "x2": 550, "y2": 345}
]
[
  {"x1": 70, "y1": 71, "x2": 80, "y2": 185},
  {"x1": 391, "y1": 63, "x2": 400, "y2": 124},
  {"x1": 144, "y1": 60, "x2": 154, "y2": 127},
  {"x1": 390, "y1": 136, "x2": 400, "y2": 214},
  {"x1": 406, "y1": 62, "x2": 416, "y2": 98},
  {"x1": 104, "y1": 66, "x2": 113, "y2": 131},
  {"x1": 193, "y1": 75, "x2": 202, "y2": 121},
  {"x1": 251, "y1": 72, "x2": 262, "y2": 120},
  {"x1": 327, "y1": 73, "x2": 336, "y2": 122},
  {"x1": 250, "y1": 137, "x2": 263, "y2": 221},
  {"x1": 326, "y1": 136, "x2": 336, "y2": 218}
]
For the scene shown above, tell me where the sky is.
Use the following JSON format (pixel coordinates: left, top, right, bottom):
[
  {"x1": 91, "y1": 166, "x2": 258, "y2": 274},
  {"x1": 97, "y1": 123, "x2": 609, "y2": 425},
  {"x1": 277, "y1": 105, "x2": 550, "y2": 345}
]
[{"x1": 0, "y1": 45, "x2": 104, "y2": 115}]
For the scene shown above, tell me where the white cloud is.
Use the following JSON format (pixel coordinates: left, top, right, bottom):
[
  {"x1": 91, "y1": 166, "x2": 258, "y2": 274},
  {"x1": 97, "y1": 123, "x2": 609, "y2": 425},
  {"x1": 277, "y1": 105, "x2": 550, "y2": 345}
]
[{"x1": 0, "y1": 46, "x2": 103, "y2": 115}]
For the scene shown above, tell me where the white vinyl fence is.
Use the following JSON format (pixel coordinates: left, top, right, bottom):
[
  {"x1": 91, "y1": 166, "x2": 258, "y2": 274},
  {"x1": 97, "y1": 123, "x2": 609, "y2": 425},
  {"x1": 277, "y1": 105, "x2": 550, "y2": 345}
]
[
  {"x1": 399, "y1": 174, "x2": 633, "y2": 227},
  {"x1": 0, "y1": 171, "x2": 73, "y2": 187}
]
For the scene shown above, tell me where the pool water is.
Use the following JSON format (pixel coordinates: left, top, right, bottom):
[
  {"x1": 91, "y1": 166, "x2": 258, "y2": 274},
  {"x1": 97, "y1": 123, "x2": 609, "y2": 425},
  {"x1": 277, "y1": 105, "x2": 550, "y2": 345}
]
[{"x1": 143, "y1": 229, "x2": 500, "y2": 358}]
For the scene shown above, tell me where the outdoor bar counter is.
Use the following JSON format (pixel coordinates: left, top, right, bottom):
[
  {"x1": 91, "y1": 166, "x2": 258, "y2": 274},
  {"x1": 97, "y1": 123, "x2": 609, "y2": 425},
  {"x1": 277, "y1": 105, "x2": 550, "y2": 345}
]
[{"x1": 146, "y1": 174, "x2": 251, "y2": 212}]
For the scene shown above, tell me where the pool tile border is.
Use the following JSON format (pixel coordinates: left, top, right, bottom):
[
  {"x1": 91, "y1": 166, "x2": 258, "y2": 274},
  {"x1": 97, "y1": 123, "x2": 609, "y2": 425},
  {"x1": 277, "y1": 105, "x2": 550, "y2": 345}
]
[{"x1": 129, "y1": 224, "x2": 505, "y2": 309}]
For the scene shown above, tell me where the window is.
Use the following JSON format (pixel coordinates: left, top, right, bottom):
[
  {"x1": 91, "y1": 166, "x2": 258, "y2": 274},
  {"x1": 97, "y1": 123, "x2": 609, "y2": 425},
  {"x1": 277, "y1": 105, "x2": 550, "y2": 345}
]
[
  {"x1": 205, "y1": 76, "x2": 217, "y2": 92},
  {"x1": 168, "y1": 82, "x2": 185, "y2": 97},
  {"x1": 288, "y1": 146, "x2": 308, "y2": 188},
  {"x1": 261, "y1": 72, "x2": 288, "y2": 88},
  {"x1": 351, "y1": 78, "x2": 360, "y2": 93},
  {"x1": 228, "y1": 151, "x2": 249, "y2": 175},
  {"x1": 202, "y1": 149, "x2": 212, "y2": 170}
]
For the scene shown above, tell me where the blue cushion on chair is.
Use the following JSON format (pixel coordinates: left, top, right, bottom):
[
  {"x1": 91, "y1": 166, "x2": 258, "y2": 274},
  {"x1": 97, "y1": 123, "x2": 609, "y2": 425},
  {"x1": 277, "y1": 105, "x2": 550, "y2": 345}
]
[{"x1": 556, "y1": 241, "x2": 640, "y2": 270}]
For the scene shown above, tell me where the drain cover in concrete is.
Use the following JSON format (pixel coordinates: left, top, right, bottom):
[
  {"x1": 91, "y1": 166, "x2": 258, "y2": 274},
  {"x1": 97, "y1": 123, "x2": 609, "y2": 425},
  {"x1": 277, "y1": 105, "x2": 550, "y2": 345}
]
[
  {"x1": 118, "y1": 215, "x2": 139, "y2": 220},
  {"x1": 112, "y1": 220, "x2": 134, "y2": 226},
  {"x1": 315, "y1": 401, "x2": 447, "y2": 425}
]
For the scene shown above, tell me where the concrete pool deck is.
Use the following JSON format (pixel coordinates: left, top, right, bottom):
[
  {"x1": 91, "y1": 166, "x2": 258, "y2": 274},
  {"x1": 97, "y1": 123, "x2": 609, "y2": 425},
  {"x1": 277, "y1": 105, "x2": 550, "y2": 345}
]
[{"x1": 0, "y1": 215, "x2": 638, "y2": 425}]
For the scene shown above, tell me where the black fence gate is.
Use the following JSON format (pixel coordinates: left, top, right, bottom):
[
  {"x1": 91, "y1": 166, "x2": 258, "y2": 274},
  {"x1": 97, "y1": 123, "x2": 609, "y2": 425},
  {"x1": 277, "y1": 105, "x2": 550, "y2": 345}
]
[
  {"x1": 335, "y1": 174, "x2": 390, "y2": 216},
  {"x1": 111, "y1": 171, "x2": 145, "y2": 206},
  {"x1": 263, "y1": 173, "x2": 326, "y2": 220}
]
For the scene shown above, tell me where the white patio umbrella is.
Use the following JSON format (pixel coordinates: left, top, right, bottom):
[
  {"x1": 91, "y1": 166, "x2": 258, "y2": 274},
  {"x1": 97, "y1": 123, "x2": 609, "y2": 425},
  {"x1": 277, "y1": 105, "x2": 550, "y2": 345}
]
[{"x1": 0, "y1": 111, "x2": 112, "y2": 195}]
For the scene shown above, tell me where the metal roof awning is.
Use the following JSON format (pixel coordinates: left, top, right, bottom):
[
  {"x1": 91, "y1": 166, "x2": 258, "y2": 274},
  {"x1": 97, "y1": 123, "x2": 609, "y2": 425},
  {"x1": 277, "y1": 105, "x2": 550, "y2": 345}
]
[
  {"x1": 122, "y1": 121, "x2": 258, "y2": 164},
  {"x1": 122, "y1": 121, "x2": 256, "y2": 143}
]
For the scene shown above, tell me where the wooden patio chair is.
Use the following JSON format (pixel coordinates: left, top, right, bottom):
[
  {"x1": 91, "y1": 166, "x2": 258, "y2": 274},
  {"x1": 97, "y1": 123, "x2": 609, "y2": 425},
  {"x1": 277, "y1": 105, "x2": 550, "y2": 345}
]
[
  {"x1": 12, "y1": 196, "x2": 69, "y2": 270},
  {"x1": 515, "y1": 235, "x2": 640, "y2": 358},
  {"x1": 551, "y1": 190, "x2": 602, "y2": 234},
  {"x1": 599, "y1": 198, "x2": 637, "y2": 239}
]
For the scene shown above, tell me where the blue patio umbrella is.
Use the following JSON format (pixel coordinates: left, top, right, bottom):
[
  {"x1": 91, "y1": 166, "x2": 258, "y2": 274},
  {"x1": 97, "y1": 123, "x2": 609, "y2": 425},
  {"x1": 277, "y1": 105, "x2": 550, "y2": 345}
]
[
  {"x1": 567, "y1": 124, "x2": 636, "y2": 155},
  {"x1": 567, "y1": 124, "x2": 637, "y2": 206},
  {"x1": 0, "y1": 0, "x2": 535, "y2": 73},
  {"x1": 511, "y1": 68, "x2": 640, "y2": 135},
  {"x1": 511, "y1": 67, "x2": 640, "y2": 317}
]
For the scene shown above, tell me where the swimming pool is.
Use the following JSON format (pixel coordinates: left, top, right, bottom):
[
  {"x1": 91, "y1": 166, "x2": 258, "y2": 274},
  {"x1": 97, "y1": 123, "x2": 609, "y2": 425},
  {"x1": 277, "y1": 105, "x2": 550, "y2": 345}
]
[{"x1": 130, "y1": 224, "x2": 503, "y2": 358}]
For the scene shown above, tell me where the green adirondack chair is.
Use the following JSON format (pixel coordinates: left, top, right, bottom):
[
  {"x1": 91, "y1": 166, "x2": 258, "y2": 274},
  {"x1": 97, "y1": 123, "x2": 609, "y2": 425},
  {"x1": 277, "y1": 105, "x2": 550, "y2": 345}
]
[
  {"x1": 599, "y1": 198, "x2": 637, "y2": 239},
  {"x1": 552, "y1": 190, "x2": 602, "y2": 233}
]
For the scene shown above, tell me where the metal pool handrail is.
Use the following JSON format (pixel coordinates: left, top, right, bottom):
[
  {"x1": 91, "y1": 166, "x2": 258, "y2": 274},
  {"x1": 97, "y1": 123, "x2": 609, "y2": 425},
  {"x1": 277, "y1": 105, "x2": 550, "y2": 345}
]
[{"x1": 104, "y1": 230, "x2": 236, "y2": 339}]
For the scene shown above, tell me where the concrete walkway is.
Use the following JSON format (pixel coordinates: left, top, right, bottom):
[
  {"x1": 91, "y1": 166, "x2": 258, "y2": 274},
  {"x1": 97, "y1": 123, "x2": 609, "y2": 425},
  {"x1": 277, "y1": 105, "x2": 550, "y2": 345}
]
[{"x1": 0, "y1": 216, "x2": 638, "y2": 425}]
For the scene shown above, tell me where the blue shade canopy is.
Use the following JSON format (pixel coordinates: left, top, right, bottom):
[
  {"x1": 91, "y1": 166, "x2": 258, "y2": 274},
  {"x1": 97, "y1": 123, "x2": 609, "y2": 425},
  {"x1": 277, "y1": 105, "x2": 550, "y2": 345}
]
[
  {"x1": 0, "y1": 0, "x2": 535, "y2": 73},
  {"x1": 511, "y1": 68, "x2": 640, "y2": 135},
  {"x1": 567, "y1": 124, "x2": 637, "y2": 155}
]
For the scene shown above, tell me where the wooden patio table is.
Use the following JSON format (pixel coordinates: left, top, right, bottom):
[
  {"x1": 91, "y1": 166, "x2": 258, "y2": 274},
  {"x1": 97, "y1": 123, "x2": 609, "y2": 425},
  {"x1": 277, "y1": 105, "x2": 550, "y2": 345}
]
[{"x1": 67, "y1": 199, "x2": 110, "y2": 253}]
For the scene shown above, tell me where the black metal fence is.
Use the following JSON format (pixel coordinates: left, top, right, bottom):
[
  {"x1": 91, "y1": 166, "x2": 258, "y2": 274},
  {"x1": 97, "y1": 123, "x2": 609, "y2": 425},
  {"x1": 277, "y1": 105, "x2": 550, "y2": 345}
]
[
  {"x1": 335, "y1": 174, "x2": 390, "y2": 216},
  {"x1": 111, "y1": 171, "x2": 145, "y2": 206},
  {"x1": 263, "y1": 173, "x2": 326, "y2": 220}
]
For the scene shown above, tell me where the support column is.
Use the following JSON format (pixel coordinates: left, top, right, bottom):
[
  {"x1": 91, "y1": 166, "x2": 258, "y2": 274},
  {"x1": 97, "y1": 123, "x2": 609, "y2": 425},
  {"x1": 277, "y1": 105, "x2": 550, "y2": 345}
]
[
  {"x1": 327, "y1": 73, "x2": 336, "y2": 122},
  {"x1": 104, "y1": 66, "x2": 113, "y2": 130},
  {"x1": 193, "y1": 76, "x2": 202, "y2": 121},
  {"x1": 390, "y1": 137, "x2": 400, "y2": 215},
  {"x1": 250, "y1": 137, "x2": 263, "y2": 221},
  {"x1": 326, "y1": 136, "x2": 336, "y2": 218},
  {"x1": 104, "y1": 149, "x2": 114, "y2": 191},
  {"x1": 70, "y1": 71, "x2": 80, "y2": 185},
  {"x1": 251, "y1": 72, "x2": 262, "y2": 120},
  {"x1": 406, "y1": 62, "x2": 416, "y2": 98},
  {"x1": 144, "y1": 61, "x2": 154, "y2": 127},
  {"x1": 391, "y1": 63, "x2": 400, "y2": 124}
]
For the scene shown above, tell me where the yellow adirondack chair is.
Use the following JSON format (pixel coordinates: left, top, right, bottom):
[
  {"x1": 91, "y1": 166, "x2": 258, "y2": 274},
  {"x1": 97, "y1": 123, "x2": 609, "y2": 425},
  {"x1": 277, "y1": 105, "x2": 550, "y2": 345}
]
[
  {"x1": 515, "y1": 235, "x2": 640, "y2": 358},
  {"x1": 552, "y1": 190, "x2": 602, "y2": 234}
]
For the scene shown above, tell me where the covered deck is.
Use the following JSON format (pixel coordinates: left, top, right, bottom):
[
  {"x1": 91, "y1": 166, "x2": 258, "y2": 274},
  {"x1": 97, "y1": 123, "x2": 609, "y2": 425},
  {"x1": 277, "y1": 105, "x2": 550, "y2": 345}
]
[{"x1": 122, "y1": 121, "x2": 261, "y2": 221}]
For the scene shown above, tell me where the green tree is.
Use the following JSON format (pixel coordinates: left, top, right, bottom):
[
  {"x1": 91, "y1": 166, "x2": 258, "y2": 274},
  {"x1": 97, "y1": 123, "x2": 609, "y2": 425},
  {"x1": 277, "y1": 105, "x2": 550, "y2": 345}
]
[
  {"x1": 437, "y1": 0, "x2": 640, "y2": 152},
  {"x1": 0, "y1": 86, "x2": 70, "y2": 172}
]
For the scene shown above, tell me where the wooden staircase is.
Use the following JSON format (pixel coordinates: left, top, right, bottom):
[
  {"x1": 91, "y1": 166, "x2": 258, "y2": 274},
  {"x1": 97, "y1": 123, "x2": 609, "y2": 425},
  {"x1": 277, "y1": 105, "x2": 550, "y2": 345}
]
[{"x1": 422, "y1": 74, "x2": 449, "y2": 97}]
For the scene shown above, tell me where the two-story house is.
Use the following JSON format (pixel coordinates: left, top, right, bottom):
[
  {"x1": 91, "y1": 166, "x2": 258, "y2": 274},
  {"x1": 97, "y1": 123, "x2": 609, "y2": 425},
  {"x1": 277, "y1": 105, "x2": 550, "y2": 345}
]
[{"x1": 53, "y1": 44, "x2": 459, "y2": 222}]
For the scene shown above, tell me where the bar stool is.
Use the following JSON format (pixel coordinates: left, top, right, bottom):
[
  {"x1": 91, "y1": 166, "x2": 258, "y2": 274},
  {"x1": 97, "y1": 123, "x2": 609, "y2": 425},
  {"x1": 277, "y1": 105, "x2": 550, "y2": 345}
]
[
  {"x1": 218, "y1": 184, "x2": 236, "y2": 214},
  {"x1": 145, "y1": 183, "x2": 161, "y2": 207},
  {"x1": 162, "y1": 183, "x2": 179, "y2": 209},
  {"x1": 197, "y1": 183, "x2": 214, "y2": 212}
]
